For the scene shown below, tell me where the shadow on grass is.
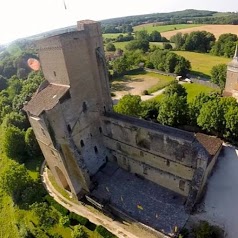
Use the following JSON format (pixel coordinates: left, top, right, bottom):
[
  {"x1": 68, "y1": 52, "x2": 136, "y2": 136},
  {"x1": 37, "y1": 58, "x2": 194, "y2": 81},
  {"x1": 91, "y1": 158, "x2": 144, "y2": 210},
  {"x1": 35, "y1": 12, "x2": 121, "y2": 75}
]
[
  {"x1": 111, "y1": 83, "x2": 134, "y2": 92},
  {"x1": 189, "y1": 70, "x2": 211, "y2": 80}
]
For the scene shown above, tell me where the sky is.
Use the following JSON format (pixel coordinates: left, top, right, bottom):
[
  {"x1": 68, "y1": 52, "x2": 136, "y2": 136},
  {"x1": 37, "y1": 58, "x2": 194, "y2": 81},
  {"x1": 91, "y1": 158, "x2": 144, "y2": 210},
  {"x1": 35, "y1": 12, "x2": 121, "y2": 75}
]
[{"x1": 0, "y1": 0, "x2": 238, "y2": 44}]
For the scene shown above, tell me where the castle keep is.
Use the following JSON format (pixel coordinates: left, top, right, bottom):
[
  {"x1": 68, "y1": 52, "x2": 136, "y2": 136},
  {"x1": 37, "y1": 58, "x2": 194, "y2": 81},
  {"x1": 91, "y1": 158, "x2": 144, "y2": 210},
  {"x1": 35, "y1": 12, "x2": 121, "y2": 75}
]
[{"x1": 24, "y1": 20, "x2": 222, "y2": 235}]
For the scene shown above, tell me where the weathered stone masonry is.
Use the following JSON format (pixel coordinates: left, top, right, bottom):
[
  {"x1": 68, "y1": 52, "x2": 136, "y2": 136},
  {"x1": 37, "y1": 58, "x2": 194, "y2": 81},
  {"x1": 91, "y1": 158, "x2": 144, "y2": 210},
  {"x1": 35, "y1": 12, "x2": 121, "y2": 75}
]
[{"x1": 24, "y1": 20, "x2": 222, "y2": 215}]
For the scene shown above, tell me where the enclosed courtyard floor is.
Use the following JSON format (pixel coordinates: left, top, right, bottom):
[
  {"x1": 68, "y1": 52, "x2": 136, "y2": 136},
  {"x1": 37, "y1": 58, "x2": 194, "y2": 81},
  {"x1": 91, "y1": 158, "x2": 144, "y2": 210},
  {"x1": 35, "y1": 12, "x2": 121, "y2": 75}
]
[{"x1": 90, "y1": 161, "x2": 189, "y2": 236}]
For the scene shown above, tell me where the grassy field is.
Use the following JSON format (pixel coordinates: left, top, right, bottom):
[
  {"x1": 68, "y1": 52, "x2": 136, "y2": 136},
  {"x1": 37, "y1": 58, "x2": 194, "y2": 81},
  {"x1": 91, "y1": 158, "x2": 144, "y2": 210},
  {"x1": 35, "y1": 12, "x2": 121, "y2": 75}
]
[
  {"x1": 112, "y1": 41, "x2": 128, "y2": 51},
  {"x1": 103, "y1": 33, "x2": 127, "y2": 39},
  {"x1": 183, "y1": 83, "x2": 219, "y2": 103},
  {"x1": 150, "y1": 82, "x2": 218, "y2": 103},
  {"x1": 133, "y1": 24, "x2": 202, "y2": 33},
  {"x1": 174, "y1": 51, "x2": 230, "y2": 78},
  {"x1": 146, "y1": 74, "x2": 175, "y2": 93}
]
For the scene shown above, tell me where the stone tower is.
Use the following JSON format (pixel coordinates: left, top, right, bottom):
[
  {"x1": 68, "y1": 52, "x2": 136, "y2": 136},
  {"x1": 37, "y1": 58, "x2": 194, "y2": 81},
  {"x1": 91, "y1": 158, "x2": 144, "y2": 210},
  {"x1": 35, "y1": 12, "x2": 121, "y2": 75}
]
[
  {"x1": 24, "y1": 20, "x2": 112, "y2": 196},
  {"x1": 224, "y1": 45, "x2": 238, "y2": 99},
  {"x1": 24, "y1": 19, "x2": 222, "y2": 217}
]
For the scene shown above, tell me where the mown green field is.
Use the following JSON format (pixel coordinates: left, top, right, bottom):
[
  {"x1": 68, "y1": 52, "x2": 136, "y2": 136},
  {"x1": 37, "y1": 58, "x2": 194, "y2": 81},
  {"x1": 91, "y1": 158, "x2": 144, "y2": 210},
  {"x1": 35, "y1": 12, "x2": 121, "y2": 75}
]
[
  {"x1": 174, "y1": 51, "x2": 230, "y2": 77},
  {"x1": 150, "y1": 82, "x2": 218, "y2": 103},
  {"x1": 183, "y1": 83, "x2": 219, "y2": 102},
  {"x1": 112, "y1": 41, "x2": 129, "y2": 51},
  {"x1": 103, "y1": 33, "x2": 127, "y2": 39},
  {"x1": 133, "y1": 24, "x2": 202, "y2": 33}
]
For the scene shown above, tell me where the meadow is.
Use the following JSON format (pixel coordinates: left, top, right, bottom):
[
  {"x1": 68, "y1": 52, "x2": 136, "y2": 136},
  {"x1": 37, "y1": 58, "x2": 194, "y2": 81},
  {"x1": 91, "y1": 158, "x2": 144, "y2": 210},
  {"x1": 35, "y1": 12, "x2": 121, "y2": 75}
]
[
  {"x1": 133, "y1": 24, "x2": 202, "y2": 34},
  {"x1": 174, "y1": 51, "x2": 230, "y2": 78},
  {"x1": 150, "y1": 82, "x2": 219, "y2": 103}
]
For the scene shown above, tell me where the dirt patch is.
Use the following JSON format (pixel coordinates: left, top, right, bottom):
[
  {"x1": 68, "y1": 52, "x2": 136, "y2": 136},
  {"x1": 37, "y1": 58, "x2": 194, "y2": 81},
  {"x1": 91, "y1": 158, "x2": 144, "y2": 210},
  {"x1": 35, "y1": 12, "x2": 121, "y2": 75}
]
[
  {"x1": 161, "y1": 24, "x2": 238, "y2": 40},
  {"x1": 111, "y1": 75, "x2": 163, "y2": 99}
]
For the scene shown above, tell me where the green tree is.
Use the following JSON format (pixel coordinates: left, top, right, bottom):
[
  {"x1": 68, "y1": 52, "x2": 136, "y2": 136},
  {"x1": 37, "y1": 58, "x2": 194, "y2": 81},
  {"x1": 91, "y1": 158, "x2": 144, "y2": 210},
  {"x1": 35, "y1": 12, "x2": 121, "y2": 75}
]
[
  {"x1": 157, "y1": 93, "x2": 188, "y2": 126},
  {"x1": 112, "y1": 55, "x2": 130, "y2": 76},
  {"x1": 3, "y1": 126, "x2": 26, "y2": 161},
  {"x1": 163, "y1": 81, "x2": 187, "y2": 98},
  {"x1": 31, "y1": 202, "x2": 59, "y2": 230},
  {"x1": 197, "y1": 98, "x2": 224, "y2": 134},
  {"x1": 210, "y1": 33, "x2": 238, "y2": 57},
  {"x1": 106, "y1": 43, "x2": 116, "y2": 52},
  {"x1": 210, "y1": 64, "x2": 227, "y2": 91},
  {"x1": 59, "y1": 216, "x2": 70, "y2": 227},
  {"x1": 224, "y1": 104, "x2": 238, "y2": 140},
  {"x1": 150, "y1": 31, "x2": 162, "y2": 42},
  {"x1": 71, "y1": 225, "x2": 89, "y2": 238},
  {"x1": 183, "y1": 31, "x2": 215, "y2": 53},
  {"x1": 0, "y1": 161, "x2": 32, "y2": 201},
  {"x1": 25, "y1": 127, "x2": 42, "y2": 158},
  {"x1": 113, "y1": 94, "x2": 142, "y2": 117},
  {"x1": 125, "y1": 39, "x2": 150, "y2": 52},
  {"x1": 0, "y1": 75, "x2": 7, "y2": 91},
  {"x1": 174, "y1": 56, "x2": 191, "y2": 77},
  {"x1": 1, "y1": 111, "x2": 29, "y2": 130},
  {"x1": 188, "y1": 92, "x2": 212, "y2": 126},
  {"x1": 164, "y1": 52, "x2": 177, "y2": 73},
  {"x1": 170, "y1": 33, "x2": 185, "y2": 50}
]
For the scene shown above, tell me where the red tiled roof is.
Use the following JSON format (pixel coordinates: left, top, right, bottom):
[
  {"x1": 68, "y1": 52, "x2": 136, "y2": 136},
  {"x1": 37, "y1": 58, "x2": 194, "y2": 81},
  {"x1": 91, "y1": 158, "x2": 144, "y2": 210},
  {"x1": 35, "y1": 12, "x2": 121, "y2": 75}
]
[
  {"x1": 195, "y1": 133, "x2": 222, "y2": 156},
  {"x1": 23, "y1": 83, "x2": 69, "y2": 116}
]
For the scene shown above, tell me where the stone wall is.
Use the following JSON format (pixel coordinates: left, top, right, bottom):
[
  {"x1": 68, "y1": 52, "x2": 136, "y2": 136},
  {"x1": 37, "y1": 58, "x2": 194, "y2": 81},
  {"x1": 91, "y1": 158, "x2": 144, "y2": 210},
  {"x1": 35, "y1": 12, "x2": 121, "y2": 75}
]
[{"x1": 102, "y1": 112, "x2": 210, "y2": 197}]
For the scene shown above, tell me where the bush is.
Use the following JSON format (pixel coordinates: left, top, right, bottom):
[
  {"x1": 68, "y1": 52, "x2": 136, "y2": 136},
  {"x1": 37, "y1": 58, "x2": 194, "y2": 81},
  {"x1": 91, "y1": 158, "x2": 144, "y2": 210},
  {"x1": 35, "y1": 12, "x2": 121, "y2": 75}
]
[
  {"x1": 95, "y1": 225, "x2": 117, "y2": 238},
  {"x1": 142, "y1": 90, "x2": 150, "y2": 95},
  {"x1": 69, "y1": 212, "x2": 89, "y2": 226},
  {"x1": 85, "y1": 221, "x2": 96, "y2": 231},
  {"x1": 192, "y1": 221, "x2": 224, "y2": 238},
  {"x1": 44, "y1": 195, "x2": 69, "y2": 216}
]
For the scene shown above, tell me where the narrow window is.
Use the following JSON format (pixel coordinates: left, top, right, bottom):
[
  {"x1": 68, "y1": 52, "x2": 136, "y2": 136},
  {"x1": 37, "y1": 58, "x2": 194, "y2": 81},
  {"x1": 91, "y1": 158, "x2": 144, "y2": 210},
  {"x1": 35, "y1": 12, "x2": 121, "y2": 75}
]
[
  {"x1": 179, "y1": 180, "x2": 186, "y2": 191},
  {"x1": 143, "y1": 166, "x2": 148, "y2": 175},
  {"x1": 140, "y1": 151, "x2": 144, "y2": 157},
  {"x1": 94, "y1": 146, "x2": 98, "y2": 154},
  {"x1": 99, "y1": 127, "x2": 102, "y2": 133},
  {"x1": 82, "y1": 102, "x2": 87, "y2": 112},
  {"x1": 53, "y1": 71, "x2": 56, "y2": 76},
  {"x1": 41, "y1": 128, "x2": 46, "y2": 136},
  {"x1": 113, "y1": 155, "x2": 117, "y2": 162},
  {"x1": 80, "y1": 140, "x2": 84, "y2": 147},
  {"x1": 67, "y1": 125, "x2": 71, "y2": 133},
  {"x1": 166, "y1": 160, "x2": 170, "y2": 167}
]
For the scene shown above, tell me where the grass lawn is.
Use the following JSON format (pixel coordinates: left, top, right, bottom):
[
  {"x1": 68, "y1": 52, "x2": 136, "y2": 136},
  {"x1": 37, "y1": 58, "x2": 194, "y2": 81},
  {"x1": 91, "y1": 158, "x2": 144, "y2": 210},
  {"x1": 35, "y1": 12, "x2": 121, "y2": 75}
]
[
  {"x1": 183, "y1": 83, "x2": 219, "y2": 103},
  {"x1": 133, "y1": 24, "x2": 202, "y2": 33},
  {"x1": 112, "y1": 41, "x2": 129, "y2": 51},
  {"x1": 103, "y1": 33, "x2": 127, "y2": 39},
  {"x1": 150, "y1": 82, "x2": 218, "y2": 103},
  {"x1": 149, "y1": 42, "x2": 175, "y2": 49},
  {"x1": 174, "y1": 51, "x2": 230, "y2": 78},
  {"x1": 146, "y1": 74, "x2": 175, "y2": 93}
]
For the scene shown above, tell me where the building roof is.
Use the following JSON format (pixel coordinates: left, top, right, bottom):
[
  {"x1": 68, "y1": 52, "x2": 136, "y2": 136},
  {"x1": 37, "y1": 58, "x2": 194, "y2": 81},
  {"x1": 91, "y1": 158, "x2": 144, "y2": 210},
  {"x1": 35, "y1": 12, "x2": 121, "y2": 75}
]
[
  {"x1": 195, "y1": 133, "x2": 222, "y2": 156},
  {"x1": 23, "y1": 82, "x2": 70, "y2": 116}
]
